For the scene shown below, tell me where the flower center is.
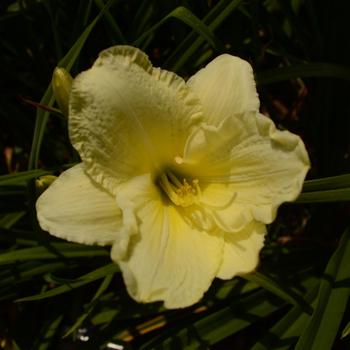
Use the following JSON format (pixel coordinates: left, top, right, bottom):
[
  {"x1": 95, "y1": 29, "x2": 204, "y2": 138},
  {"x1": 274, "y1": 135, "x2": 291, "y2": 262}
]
[{"x1": 158, "y1": 171, "x2": 201, "y2": 207}]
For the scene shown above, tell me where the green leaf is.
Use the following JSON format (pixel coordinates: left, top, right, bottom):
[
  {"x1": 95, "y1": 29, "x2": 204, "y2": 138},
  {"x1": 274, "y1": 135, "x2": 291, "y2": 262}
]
[
  {"x1": 166, "y1": 0, "x2": 243, "y2": 72},
  {"x1": 64, "y1": 273, "x2": 114, "y2": 337},
  {"x1": 0, "y1": 243, "x2": 108, "y2": 264},
  {"x1": 0, "y1": 186, "x2": 26, "y2": 196},
  {"x1": 297, "y1": 188, "x2": 350, "y2": 203},
  {"x1": 11, "y1": 340, "x2": 21, "y2": 350},
  {"x1": 341, "y1": 321, "x2": 350, "y2": 339},
  {"x1": 0, "y1": 261, "x2": 69, "y2": 286},
  {"x1": 134, "y1": 6, "x2": 220, "y2": 51},
  {"x1": 295, "y1": 227, "x2": 350, "y2": 350},
  {"x1": 91, "y1": 308, "x2": 119, "y2": 326},
  {"x1": 17, "y1": 263, "x2": 118, "y2": 301},
  {"x1": 0, "y1": 212, "x2": 25, "y2": 229},
  {"x1": 209, "y1": 278, "x2": 259, "y2": 301},
  {"x1": 303, "y1": 174, "x2": 350, "y2": 192},
  {"x1": 251, "y1": 283, "x2": 319, "y2": 350},
  {"x1": 257, "y1": 63, "x2": 350, "y2": 85},
  {"x1": 243, "y1": 272, "x2": 313, "y2": 314},
  {"x1": 28, "y1": 0, "x2": 116, "y2": 170},
  {"x1": 36, "y1": 314, "x2": 64, "y2": 350},
  {"x1": 0, "y1": 169, "x2": 51, "y2": 185},
  {"x1": 93, "y1": 0, "x2": 126, "y2": 44},
  {"x1": 141, "y1": 290, "x2": 283, "y2": 350},
  {"x1": 131, "y1": 0, "x2": 155, "y2": 38}
]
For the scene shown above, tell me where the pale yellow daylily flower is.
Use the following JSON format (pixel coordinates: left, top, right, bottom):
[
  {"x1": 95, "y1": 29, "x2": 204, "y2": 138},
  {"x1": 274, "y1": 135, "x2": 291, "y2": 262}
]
[{"x1": 36, "y1": 46, "x2": 310, "y2": 308}]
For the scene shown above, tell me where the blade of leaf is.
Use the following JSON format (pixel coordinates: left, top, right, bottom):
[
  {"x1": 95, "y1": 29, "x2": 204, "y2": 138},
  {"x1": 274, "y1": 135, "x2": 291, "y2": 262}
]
[
  {"x1": 257, "y1": 63, "x2": 350, "y2": 85},
  {"x1": 141, "y1": 290, "x2": 284, "y2": 350},
  {"x1": 166, "y1": 0, "x2": 243, "y2": 72},
  {"x1": 28, "y1": 0, "x2": 116, "y2": 170},
  {"x1": 303, "y1": 174, "x2": 350, "y2": 192},
  {"x1": 341, "y1": 321, "x2": 350, "y2": 339},
  {"x1": 11, "y1": 340, "x2": 21, "y2": 350},
  {"x1": 37, "y1": 314, "x2": 64, "y2": 350},
  {"x1": 0, "y1": 212, "x2": 25, "y2": 229},
  {"x1": 0, "y1": 243, "x2": 108, "y2": 264},
  {"x1": 63, "y1": 273, "x2": 114, "y2": 337},
  {"x1": 295, "y1": 226, "x2": 350, "y2": 350},
  {"x1": 162, "y1": 0, "x2": 231, "y2": 68},
  {"x1": 251, "y1": 283, "x2": 319, "y2": 350},
  {"x1": 243, "y1": 272, "x2": 313, "y2": 314},
  {"x1": 0, "y1": 261, "x2": 69, "y2": 286},
  {"x1": 133, "y1": 6, "x2": 220, "y2": 51},
  {"x1": 93, "y1": 0, "x2": 126, "y2": 44},
  {"x1": 296, "y1": 188, "x2": 350, "y2": 203},
  {"x1": 131, "y1": 0, "x2": 155, "y2": 39},
  {"x1": 0, "y1": 169, "x2": 51, "y2": 185},
  {"x1": 16, "y1": 263, "x2": 118, "y2": 301}
]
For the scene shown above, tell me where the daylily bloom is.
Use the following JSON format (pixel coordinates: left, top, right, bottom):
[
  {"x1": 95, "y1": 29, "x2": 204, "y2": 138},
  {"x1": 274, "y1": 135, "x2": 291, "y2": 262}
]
[{"x1": 36, "y1": 46, "x2": 310, "y2": 308}]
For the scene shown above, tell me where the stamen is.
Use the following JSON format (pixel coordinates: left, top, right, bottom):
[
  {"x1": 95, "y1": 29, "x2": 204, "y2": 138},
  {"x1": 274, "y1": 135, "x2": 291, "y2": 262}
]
[
  {"x1": 166, "y1": 171, "x2": 183, "y2": 188},
  {"x1": 159, "y1": 173, "x2": 181, "y2": 206},
  {"x1": 192, "y1": 179, "x2": 201, "y2": 196},
  {"x1": 158, "y1": 171, "x2": 201, "y2": 207}
]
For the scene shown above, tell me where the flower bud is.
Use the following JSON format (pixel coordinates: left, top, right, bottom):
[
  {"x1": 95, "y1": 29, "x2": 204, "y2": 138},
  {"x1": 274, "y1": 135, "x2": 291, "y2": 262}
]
[
  {"x1": 52, "y1": 67, "x2": 73, "y2": 117},
  {"x1": 36, "y1": 175, "x2": 57, "y2": 195}
]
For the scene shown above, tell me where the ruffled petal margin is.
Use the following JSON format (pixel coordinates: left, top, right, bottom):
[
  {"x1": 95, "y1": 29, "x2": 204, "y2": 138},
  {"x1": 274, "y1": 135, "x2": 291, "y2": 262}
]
[
  {"x1": 183, "y1": 111, "x2": 310, "y2": 224},
  {"x1": 69, "y1": 46, "x2": 202, "y2": 195}
]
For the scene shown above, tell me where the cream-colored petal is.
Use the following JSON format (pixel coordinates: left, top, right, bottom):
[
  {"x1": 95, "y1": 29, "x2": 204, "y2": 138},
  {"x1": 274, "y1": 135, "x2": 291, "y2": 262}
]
[
  {"x1": 110, "y1": 174, "x2": 223, "y2": 308},
  {"x1": 183, "y1": 112, "x2": 310, "y2": 224},
  {"x1": 110, "y1": 174, "x2": 156, "y2": 260},
  {"x1": 182, "y1": 183, "x2": 253, "y2": 233},
  {"x1": 217, "y1": 221, "x2": 266, "y2": 279},
  {"x1": 36, "y1": 164, "x2": 122, "y2": 245},
  {"x1": 69, "y1": 46, "x2": 202, "y2": 195},
  {"x1": 200, "y1": 184, "x2": 252, "y2": 230},
  {"x1": 187, "y1": 54, "x2": 259, "y2": 126}
]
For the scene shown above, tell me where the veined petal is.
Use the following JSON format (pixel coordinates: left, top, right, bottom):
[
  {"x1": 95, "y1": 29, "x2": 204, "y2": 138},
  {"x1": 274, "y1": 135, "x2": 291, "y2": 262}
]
[
  {"x1": 69, "y1": 46, "x2": 202, "y2": 195},
  {"x1": 111, "y1": 174, "x2": 223, "y2": 308},
  {"x1": 36, "y1": 164, "x2": 122, "y2": 245},
  {"x1": 187, "y1": 54, "x2": 259, "y2": 126},
  {"x1": 217, "y1": 221, "x2": 266, "y2": 279},
  {"x1": 183, "y1": 112, "x2": 310, "y2": 224}
]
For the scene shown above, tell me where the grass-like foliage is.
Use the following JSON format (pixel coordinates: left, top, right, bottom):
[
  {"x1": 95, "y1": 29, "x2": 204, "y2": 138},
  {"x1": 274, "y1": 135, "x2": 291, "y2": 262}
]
[{"x1": 0, "y1": 0, "x2": 350, "y2": 349}]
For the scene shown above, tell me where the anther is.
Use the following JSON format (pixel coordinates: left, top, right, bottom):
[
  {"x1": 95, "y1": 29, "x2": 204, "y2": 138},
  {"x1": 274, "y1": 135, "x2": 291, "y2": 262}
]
[{"x1": 158, "y1": 171, "x2": 201, "y2": 207}]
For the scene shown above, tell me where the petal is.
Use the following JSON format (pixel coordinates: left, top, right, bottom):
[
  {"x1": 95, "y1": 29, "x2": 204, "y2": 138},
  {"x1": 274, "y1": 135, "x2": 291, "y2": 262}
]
[
  {"x1": 201, "y1": 183, "x2": 253, "y2": 232},
  {"x1": 36, "y1": 164, "x2": 122, "y2": 245},
  {"x1": 187, "y1": 54, "x2": 259, "y2": 126},
  {"x1": 111, "y1": 175, "x2": 223, "y2": 308},
  {"x1": 183, "y1": 112, "x2": 310, "y2": 224},
  {"x1": 69, "y1": 46, "x2": 202, "y2": 195},
  {"x1": 183, "y1": 183, "x2": 253, "y2": 233},
  {"x1": 217, "y1": 221, "x2": 266, "y2": 279}
]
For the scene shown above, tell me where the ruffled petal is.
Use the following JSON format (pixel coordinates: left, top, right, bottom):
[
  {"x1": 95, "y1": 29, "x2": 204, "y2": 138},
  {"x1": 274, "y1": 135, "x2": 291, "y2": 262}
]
[
  {"x1": 183, "y1": 112, "x2": 310, "y2": 224},
  {"x1": 187, "y1": 54, "x2": 259, "y2": 126},
  {"x1": 69, "y1": 46, "x2": 202, "y2": 195},
  {"x1": 217, "y1": 221, "x2": 266, "y2": 279},
  {"x1": 111, "y1": 174, "x2": 223, "y2": 308},
  {"x1": 36, "y1": 164, "x2": 122, "y2": 245}
]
